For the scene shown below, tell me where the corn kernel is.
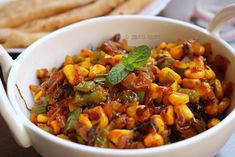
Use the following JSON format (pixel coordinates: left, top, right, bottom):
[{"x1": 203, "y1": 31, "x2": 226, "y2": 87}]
[
  {"x1": 57, "y1": 134, "x2": 69, "y2": 140},
  {"x1": 151, "y1": 115, "x2": 165, "y2": 134},
  {"x1": 89, "y1": 106, "x2": 108, "y2": 128},
  {"x1": 144, "y1": 133, "x2": 164, "y2": 147},
  {"x1": 80, "y1": 49, "x2": 93, "y2": 57},
  {"x1": 166, "y1": 43, "x2": 177, "y2": 50},
  {"x1": 171, "y1": 81, "x2": 178, "y2": 91},
  {"x1": 205, "y1": 103, "x2": 218, "y2": 116},
  {"x1": 207, "y1": 118, "x2": 220, "y2": 128},
  {"x1": 34, "y1": 90, "x2": 43, "y2": 104},
  {"x1": 159, "y1": 42, "x2": 167, "y2": 49},
  {"x1": 80, "y1": 58, "x2": 91, "y2": 69},
  {"x1": 113, "y1": 54, "x2": 123, "y2": 60},
  {"x1": 174, "y1": 104, "x2": 194, "y2": 121},
  {"x1": 63, "y1": 55, "x2": 74, "y2": 66},
  {"x1": 170, "y1": 44, "x2": 184, "y2": 60},
  {"x1": 108, "y1": 129, "x2": 133, "y2": 145},
  {"x1": 205, "y1": 65, "x2": 216, "y2": 80},
  {"x1": 151, "y1": 49, "x2": 157, "y2": 57},
  {"x1": 50, "y1": 120, "x2": 61, "y2": 134},
  {"x1": 214, "y1": 79, "x2": 224, "y2": 99},
  {"x1": 88, "y1": 64, "x2": 106, "y2": 80},
  {"x1": 169, "y1": 92, "x2": 189, "y2": 106},
  {"x1": 148, "y1": 57, "x2": 155, "y2": 62},
  {"x1": 68, "y1": 103, "x2": 78, "y2": 112},
  {"x1": 159, "y1": 67, "x2": 182, "y2": 84},
  {"x1": 78, "y1": 66, "x2": 89, "y2": 77},
  {"x1": 182, "y1": 78, "x2": 201, "y2": 89},
  {"x1": 63, "y1": 64, "x2": 76, "y2": 85},
  {"x1": 79, "y1": 114, "x2": 92, "y2": 129},
  {"x1": 184, "y1": 69, "x2": 205, "y2": 79},
  {"x1": 126, "y1": 103, "x2": 138, "y2": 117},
  {"x1": 161, "y1": 105, "x2": 175, "y2": 125},
  {"x1": 37, "y1": 114, "x2": 48, "y2": 123}
]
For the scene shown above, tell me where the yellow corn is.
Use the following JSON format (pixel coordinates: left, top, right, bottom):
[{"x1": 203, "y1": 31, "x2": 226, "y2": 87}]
[
  {"x1": 126, "y1": 103, "x2": 138, "y2": 117},
  {"x1": 159, "y1": 42, "x2": 167, "y2": 49},
  {"x1": 63, "y1": 55, "x2": 74, "y2": 66},
  {"x1": 215, "y1": 79, "x2": 224, "y2": 99},
  {"x1": 50, "y1": 120, "x2": 61, "y2": 134},
  {"x1": 207, "y1": 118, "x2": 220, "y2": 128},
  {"x1": 218, "y1": 98, "x2": 231, "y2": 114},
  {"x1": 171, "y1": 81, "x2": 178, "y2": 91},
  {"x1": 169, "y1": 92, "x2": 189, "y2": 106},
  {"x1": 88, "y1": 64, "x2": 106, "y2": 80},
  {"x1": 170, "y1": 44, "x2": 184, "y2": 59},
  {"x1": 79, "y1": 114, "x2": 92, "y2": 129},
  {"x1": 166, "y1": 43, "x2": 177, "y2": 50},
  {"x1": 63, "y1": 64, "x2": 75, "y2": 85},
  {"x1": 57, "y1": 134, "x2": 69, "y2": 140},
  {"x1": 161, "y1": 105, "x2": 175, "y2": 125},
  {"x1": 89, "y1": 106, "x2": 108, "y2": 128},
  {"x1": 205, "y1": 65, "x2": 216, "y2": 80},
  {"x1": 148, "y1": 57, "x2": 155, "y2": 62},
  {"x1": 144, "y1": 133, "x2": 164, "y2": 147},
  {"x1": 34, "y1": 90, "x2": 43, "y2": 104},
  {"x1": 78, "y1": 66, "x2": 89, "y2": 77},
  {"x1": 80, "y1": 58, "x2": 91, "y2": 69},
  {"x1": 80, "y1": 49, "x2": 93, "y2": 57},
  {"x1": 108, "y1": 129, "x2": 133, "y2": 145},
  {"x1": 113, "y1": 54, "x2": 123, "y2": 61},
  {"x1": 151, "y1": 49, "x2": 157, "y2": 58},
  {"x1": 151, "y1": 83, "x2": 159, "y2": 99},
  {"x1": 37, "y1": 114, "x2": 48, "y2": 123},
  {"x1": 174, "y1": 104, "x2": 194, "y2": 121},
  {"x1": 127, "y1": 117, "x2": 135, "y2": 129},
  {"x1": 136, "y1": 105, "x2": 151, "y2": 122},
  {"x1": 159, "y1": 67, "x2": 182, "y2": 84},
  {"x1": 182, "y1": 78, "x2": 201, "y2": 89},
  {"x1": 184, "y1": 68, "x2": 205, "y2": 79},
  {"x1": 68, "y1": 103, "x2": 78, "y2": 112},
  {"x1": 151, "y1": 115, "x2": 165, "y2": 134}
]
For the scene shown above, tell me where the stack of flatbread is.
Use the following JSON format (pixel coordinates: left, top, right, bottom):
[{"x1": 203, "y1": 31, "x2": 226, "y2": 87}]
[{"x1": 0, "y1": 0, "x2": 152, "y2": 48}]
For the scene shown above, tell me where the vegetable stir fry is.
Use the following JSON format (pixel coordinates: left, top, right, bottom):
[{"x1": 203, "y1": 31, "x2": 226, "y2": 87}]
[{"x1": 29, "y1": 34, "x2": 233, "y2": 149}]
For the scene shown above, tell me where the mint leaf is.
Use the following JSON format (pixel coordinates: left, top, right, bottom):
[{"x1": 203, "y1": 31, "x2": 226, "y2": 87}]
[
  {"x1": 122, "y1": 56, "x2": 128, "y2": 66},
  {"x1": 108, "y1": 64, "x2": 129, "y2": 85},
  {"x1": 127, "y1": 45, "x2": 151, "y2": 68}
]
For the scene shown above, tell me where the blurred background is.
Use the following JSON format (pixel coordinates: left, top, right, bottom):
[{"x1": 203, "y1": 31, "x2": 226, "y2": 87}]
[{"x1": 0, "y1": 0, "x2": 235, "y2": 156}]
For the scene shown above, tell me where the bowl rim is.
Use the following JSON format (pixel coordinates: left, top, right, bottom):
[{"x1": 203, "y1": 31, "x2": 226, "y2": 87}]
[{"x1": 7, "y1": 15, "x2": 235, "y2": 155}]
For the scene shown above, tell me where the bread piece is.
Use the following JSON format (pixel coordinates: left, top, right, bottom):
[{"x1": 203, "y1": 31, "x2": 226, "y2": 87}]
[
  {"x1": 0, "y1": 0, "x2": 96, "y2": 27},
  {"x1": 109, "y1": 0, "x2": 152, "y2": 15},
  {"x1": 3, "y1": 31, "x2": 47, "y2": 48},
  {"x1": 19, "y1": 0, "x2": 126, "y2": 32}
]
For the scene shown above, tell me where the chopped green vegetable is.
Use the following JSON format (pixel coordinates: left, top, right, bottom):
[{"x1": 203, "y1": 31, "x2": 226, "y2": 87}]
[
  {"x1": 31, "y1": 104, "x2": 47, "y2": 114},
  {"x1": 91, "y1": 51, "x2": 106, "y2": 64},
  {"x1": 136, "y1": 91, "x2": 145, "y2": 104},
  {"x1": 157, "y1": 57, "x2": 174, "y2": 69},
  {"x1": 74, "y1": 81, "x2": 96, "y2": 93},
  {"x1": 73, "y1": 55, "x2": 85, "y2": 63},
  {"x1": 73, "y1": 86, "x2": 107, "y2": 106},
  {"x1": 64, "y1": 108, "x2": 82, "y2": 133},
  {"x1": 108, "y1": 45, "x2": 151, "y2": 85},
  {"x1": 179, "y1": 88, "x2": 200, "y2": 103},
  {"x1": 94, "y1": 125, "x2": 110, "y2": 148}
]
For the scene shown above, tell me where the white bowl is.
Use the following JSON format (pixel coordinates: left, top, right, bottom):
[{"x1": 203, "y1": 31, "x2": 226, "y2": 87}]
[{"x1": 0, "y1": 4, "x2": 235, "y2": 157}]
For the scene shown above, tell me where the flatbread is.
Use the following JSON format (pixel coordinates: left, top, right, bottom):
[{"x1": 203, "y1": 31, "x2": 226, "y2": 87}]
[
  {"x1": 18, "y1": 0, "x2": 126, "y2": 32},
  {"x1": 0, "y1": 28, "x2": 14, "y2": 43},
  {"x1": 109, "y1": 0, "x2": 152, "y2": 15},
  {"x1": 0, "y1": 0, "x2": 96, "y2": 27},
  {"x1": 3, "y1": 31, "x2": 47, "y2": 48}
]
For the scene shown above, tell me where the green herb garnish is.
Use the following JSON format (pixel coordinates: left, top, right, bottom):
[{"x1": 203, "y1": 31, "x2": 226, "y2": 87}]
[{"x1": 107, "y1": 45, "x2": 151, "y2": 85}]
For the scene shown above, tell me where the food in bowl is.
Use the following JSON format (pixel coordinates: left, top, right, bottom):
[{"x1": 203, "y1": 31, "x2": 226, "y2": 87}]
[{"x1": 29, "y1": 34, "x2": 233, "y2": 149}]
